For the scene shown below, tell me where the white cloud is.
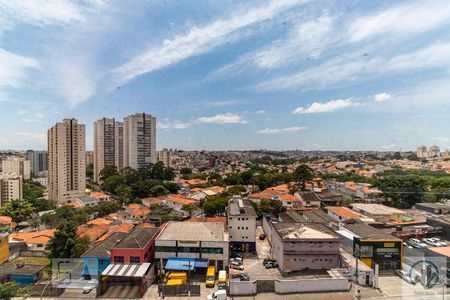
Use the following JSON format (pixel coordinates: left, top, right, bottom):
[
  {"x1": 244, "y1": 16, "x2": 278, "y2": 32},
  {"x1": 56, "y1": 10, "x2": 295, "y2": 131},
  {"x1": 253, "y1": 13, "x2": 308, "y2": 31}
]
[
  {"x1": 348, "y1": 1, "x2": 450, "y2": 42},
  {"x1": 256, "y1": 42, "x2": 450, "y2": 91},
  {"x1": 12, "y1": 131, "x2": 46, "y2": 139},
  {"x1": 257, "y1": 126, "x2": 306, "y2": 134},
  {"x1": 206, "y1": 99, "x2": 242, "y2": 107},
  {"x1": 293, "y1": 98, "x2": 357, "y2": 114},
  {"x1": 157, "y1": 121, "x2": 191, "y2": 129},
  {"x1": 111, "y1": 0, "x2": 309, "y2": 85},
  {"x1": 374, "y1": 92, "x2": 391, "y2": 102},
  {"x1": 255, "y1": 110, "x2": 265, "y2": 114},
  {"x1": 196, "y1": 113, "x2": 246, "y2": 124}
]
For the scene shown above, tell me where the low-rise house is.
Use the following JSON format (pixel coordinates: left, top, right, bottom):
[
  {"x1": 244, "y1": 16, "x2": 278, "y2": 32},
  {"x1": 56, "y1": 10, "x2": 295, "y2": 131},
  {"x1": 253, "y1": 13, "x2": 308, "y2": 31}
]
[
  {"x1": 81, "y1": 232, "x2": 128, "y2": 278},
  {"x1": 228, "y1": 198, "x2": 257, "y2": 252},
  {"x1": 118, "y1": 204, "x2": 152, "y2": 223},
  {"x1": 111, "y1": 226, "x2": 160, "y2": 264},
  {"x1": 0, "y1": 263, "x2": 46, "y2": 285},
  {"x1": 267, "y1": 220, "x2": 341, "y2": 273},
  {"x1": 415, "y1": 202, "x2": 450, "y2": 215},
  {"x1": 351, "y1": 203, "x2": 406, "y2": 223},
  {"x1": 90, "y1": 191, "x2": 112, "y2": 202},
  {"x1": 163, "y1": 194, "x2": 197, "y2": 212},
  {"x1": 155, "y1": 221, "x2": 229, "y2": 270},
  {"x1": 142, "y1": 197, "x2": 165, "y2": 207},
  {"x1": 9, "y1": 230, "x2": 55, "y2": 252},
  {"x1": 327, "y1": 206, "x2": 375, "y2": 223}
]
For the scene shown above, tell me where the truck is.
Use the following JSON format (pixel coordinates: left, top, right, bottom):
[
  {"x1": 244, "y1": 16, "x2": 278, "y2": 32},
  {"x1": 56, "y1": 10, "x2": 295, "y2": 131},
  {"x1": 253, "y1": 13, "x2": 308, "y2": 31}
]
[
  {"x1": 164, "y1": 271, "x2": 187, "y2": 285},
  {"x1": 207, "y1": 289, "x2": 227, "y2": 300},
  {"x1": 206, "y1": 266, "x2": 216, "y2": 288},
  {"x1": 217, "y1": 270, "x2": 227, "y2": 289}
]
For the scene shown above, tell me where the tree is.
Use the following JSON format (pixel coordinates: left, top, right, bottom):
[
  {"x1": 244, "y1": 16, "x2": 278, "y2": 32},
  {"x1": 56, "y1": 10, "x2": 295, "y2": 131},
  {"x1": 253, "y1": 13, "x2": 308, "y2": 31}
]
[
  {"x1": 86, "y1": 163, "x2": 94, "y2": 178},
  {"x1": 207, "y1": 172, "x2": 222, "y2": 185},
  {"x1": 47, "y1": 222, "x2": 89, "y2": 258},
  {"x1": 23, "y1": 182, "x2": 44, "y2": 200},
  {"x1": 203, "y1": 195, "x2": 228, "y2": 216},
  {"x1": 95, "y1": 202, "x2": 120, "y2": 217},
  {"x1": 374, "y1": 175, "x2": 427, "y2": 208},
  {"x1": 293, "y1": 164, "x2": 314, "y2": 190},
  {"x1": 0, "y1": 200, "x2": 35, "y2": 223},
  {"x1": 182, "y1": 203, "x2": 198, "y2": 217},
  {"x1": 180, "y1": 168, "x2": 192, "y2": 176},
  {"x1": 149, "y1": 185, "x2": 170, "y2": 197},
  {"x1": 99, "y1": 165, "x2": 119, "y2": 182},
  {"x1": 227, "y1": 185, "x2": 247, "y2": 195},
  {"x1": 102, "y1": 175, "x2": 125, "y2": 194},
  {"x1": 0, "y1": 282, "x2": 30, "y2": 300}
]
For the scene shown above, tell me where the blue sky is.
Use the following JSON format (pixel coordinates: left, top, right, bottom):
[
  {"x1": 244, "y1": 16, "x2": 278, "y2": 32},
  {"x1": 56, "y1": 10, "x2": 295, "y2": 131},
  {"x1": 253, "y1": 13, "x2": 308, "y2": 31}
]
[{"x1": 1, "y1": 0, "x2": 450, "y2": 151}]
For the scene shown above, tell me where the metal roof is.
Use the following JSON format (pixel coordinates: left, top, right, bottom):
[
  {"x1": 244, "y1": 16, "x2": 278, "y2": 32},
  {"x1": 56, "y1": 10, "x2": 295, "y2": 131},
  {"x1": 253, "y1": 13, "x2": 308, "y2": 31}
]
[{"x1": 101, "y1": 263, "x2": 151, "y2": 278}]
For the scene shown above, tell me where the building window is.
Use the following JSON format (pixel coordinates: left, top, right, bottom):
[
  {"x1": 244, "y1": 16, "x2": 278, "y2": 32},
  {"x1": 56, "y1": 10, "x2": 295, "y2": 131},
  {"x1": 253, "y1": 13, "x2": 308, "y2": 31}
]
[
  {"x1": 130, "y1": 256, "x2": 140, "y2": 263},
  {"x1": 114, "y1": 256, "x2": 124, "y2": 263},
  {"x1": 201, "y1": 247, "x2": 223, "y2": 254},
  {"x1": 155, "y1": 246, "x2": 177, "y2": 252},
  {"x1": 99, "y1": 259, "x2": 108, "y2": 265}
]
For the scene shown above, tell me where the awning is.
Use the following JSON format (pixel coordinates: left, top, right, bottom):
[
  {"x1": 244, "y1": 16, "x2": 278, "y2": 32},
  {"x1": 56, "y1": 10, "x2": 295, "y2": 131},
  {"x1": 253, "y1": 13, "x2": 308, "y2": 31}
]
[
  {"x1": 101, "y1": 263, "x2": 151, "y2": 278},
  {"x1": 164, "y1": 258, "x2": 209, "y2": 270}
]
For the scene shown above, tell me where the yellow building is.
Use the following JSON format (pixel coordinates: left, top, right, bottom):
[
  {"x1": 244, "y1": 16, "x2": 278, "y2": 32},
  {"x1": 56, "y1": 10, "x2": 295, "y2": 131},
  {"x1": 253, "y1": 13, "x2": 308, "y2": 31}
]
[{"x1": 0, "y1": 233, "x2": 9, "y2": 264}]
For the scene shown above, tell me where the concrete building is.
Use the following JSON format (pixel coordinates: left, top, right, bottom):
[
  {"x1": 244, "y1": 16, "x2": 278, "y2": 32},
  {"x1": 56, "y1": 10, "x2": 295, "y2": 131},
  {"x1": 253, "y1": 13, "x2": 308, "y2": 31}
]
[
  {"x1": 429, "y1": 145, "x2": 440, "y2": 158},
  {"x1": 228, "y1": 198, "x2": 257, "y2": 253},
  {"x1": 85, "y1": 151, "x2": 94, "y2": 166},
  {"x1": 93, "y1": 118, "x2": 123, "y2": 182},
  {"x1": 0, "y1": 173, "x2": 22, "y2": 205},
  {"x1": 267, "y1": 220, "x2": 341, "y2": 273},
  {"x1": 111, "y1": 226, "x2": 160, "y2": 264},
  {"x1": 158, "y1": 148, "x2": 171, "y2": 167},
  {"x1": 1, "y1": 157, "x2": 30, "y2": 180},
  {"x1": 155, "y1": 221, "x2": 229, "y2": 270},
  {"x1": 27, "y1": 150, "x2": 47, "y2": 177},
  {"x1": 417, "y1": 145, "x2": 428, "y2": 158},
  {"x1": 350, "y1": 203, "x2": 405, "y2": 223},
  {"x1": 48, "y1": 118, "x2": 86, "y2": 204},
  {"x1": 123, "y1": 113, "x2": 156, "y2": 170}
]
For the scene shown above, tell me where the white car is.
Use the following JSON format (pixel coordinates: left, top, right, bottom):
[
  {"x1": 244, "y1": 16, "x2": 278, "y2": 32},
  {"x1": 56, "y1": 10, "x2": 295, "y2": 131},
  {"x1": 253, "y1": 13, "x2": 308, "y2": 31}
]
[
  {"x1": 230, "y1": 261, "x2": 244, "y2": 270},
  {"x1": 207, "y1": 290, "x2": 227, "y2": 300},
  {"x1": 408, "y1": 238, "x2": 427, "y2": 249},
  {"x1": 395, "y1": 269, "x2": 417, "y2": 285},
  {"x1": 430, "y1": 237, "x2": 447, "y2": 247},
  {"x1": 423, "y1": 238, "x2": 440, "y2": 247}
]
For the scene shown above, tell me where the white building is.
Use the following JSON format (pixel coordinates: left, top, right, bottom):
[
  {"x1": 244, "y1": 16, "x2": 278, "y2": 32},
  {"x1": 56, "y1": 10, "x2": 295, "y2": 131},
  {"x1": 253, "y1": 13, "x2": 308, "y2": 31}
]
[
  {"x1": 1, "y1": 157, "x2": 30, "y2": 180},
  {"x1": 123, "y1": 113, "x2": 157, "y2": 170},
  {"x1": 155, "y1": 221, "x2": 229, "y2": 270},
  {"x1": 417, "y1": 145, "x2": 428, "y2": 158},
  {"x1": 158, "y1": 148, "x2": 171, "y2": 167},
  {"x1": 0, "y1": 173, "x2": 22, "y2": 205},
  {"x1": 228, "y1": 198, "x2": 257, "y2": 253},
  {"x1": 48, "y1": 118, "x2": 86, "y2": 204},
  {"x1": 429, "y1": 145, "x2": 440, "y2": 158}
]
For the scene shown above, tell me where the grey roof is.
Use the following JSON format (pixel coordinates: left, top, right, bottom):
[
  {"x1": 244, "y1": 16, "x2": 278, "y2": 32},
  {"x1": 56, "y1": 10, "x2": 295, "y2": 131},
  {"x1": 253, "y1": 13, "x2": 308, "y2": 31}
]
[
  {"x1": 343, "y1": 221, "x2": 401, "y2": 240},
  {"x1": 272, "y1": 222, "x2": 339, "y2": 240},
  {"x1": 82, "y1": 232, "x2": 127, "y2": 258},
  {"x1": 278, "y1": 210, "x2": 334, "y2": 224},
  {"x1": 77, "y1": 195, "x2": 98, "y2": 204},
  {"x1": 0, "y1": 263, "x2": 45, "y2": 276},
  {"x1": 114, "y1": 227, "x2": 159, "y2": 249},
  {"x1": 157, "y1": 221, "x2": 225, "y2": 242},
  {"x1": 229, "y1": 199, "x2": 257, "y2": 217},
  {"x1": 416, "y1": 202, "x2": 450, "y2": 210}
]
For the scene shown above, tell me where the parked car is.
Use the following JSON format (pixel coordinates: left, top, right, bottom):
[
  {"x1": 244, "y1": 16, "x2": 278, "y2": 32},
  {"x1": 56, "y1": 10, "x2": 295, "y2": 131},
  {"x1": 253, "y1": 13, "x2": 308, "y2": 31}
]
[
  {"x1": 395, "y1": 269, "x2": 416, "y2": 284},
  {"x1": 231, "y1": 252, "x2": 243, "y2": 259},
  {"x1": 423, "y1": 238, "x2": 441, "y2": 247},
  {"x1": 263, "y1": 258, "x2": 276, "y2": 264},
  {"x1": 231, "y1": 256, "x2": 243, "y2": 263},
  {"x1": 429, "y1": 237, "x2": 447, "y2": 247},
  {"x1": 207, "y1": 289, "x2": 227, "y2": 300},
  {"x1": 230, "y1": 262, "x2": 244, "y2": 270},
  {"x1": 259, "y1": 233, "x2": 266, "y2": 240},
  {"x1": 264, "y1": 260, "x2": 278, "y2": 269},
  {"x1": 231, "y1": 273, "x2": 250, "y2": 281},
  {"x1": 403, "y1": 242, "x2": 413, "y2": 249},
  {"x1": 408, "y1": 238, "x2": 427, "y2": 249}
]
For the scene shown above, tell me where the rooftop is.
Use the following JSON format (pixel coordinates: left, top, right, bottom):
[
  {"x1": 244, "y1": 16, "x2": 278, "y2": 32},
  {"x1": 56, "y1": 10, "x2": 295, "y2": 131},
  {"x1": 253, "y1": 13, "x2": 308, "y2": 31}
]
[
  {"x1": 272, "y1": 222, "x2": 339, "y2": 240},
  {"x1": 229, "y1": 199, "x2": 257, "y2": 217},
  {"x1": 428, "y1": 246, "x2": 450, "y2": 258},
  {"x1": 82, "y1": 232, "x2": 127, "y2": 257},
  {"x1": 351, "y1": 203, "x2": 405, "y2": 216},
  {"x1": 114, "y1": 227, "x2": 159, "y2": 249},
  {"x1": 0, "y1": 263, "x2": 45, "y2": 276},
  {"x1": 343, "y1": 221, "x2": 401, "y2": 240},
  {"x1": 157, "y1": 221, "x2": 225, "y2": 242}
]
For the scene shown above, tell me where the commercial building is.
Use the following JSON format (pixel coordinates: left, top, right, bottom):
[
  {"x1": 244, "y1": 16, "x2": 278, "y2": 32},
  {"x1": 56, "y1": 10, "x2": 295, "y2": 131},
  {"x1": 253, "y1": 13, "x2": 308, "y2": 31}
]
[
  {"x1": 267, "y1": 220, "x2": 341, "y2": 273},
  {"x1": 350, "y1": 203, "x2": 405, "y2": 223},
  {"x1": 415, "y1": 202, "x2": 450, "y2": 214},
  {"x1": 0, "y1": 173, "x2": 22, "y2": 205},
  {"x1": 48, "y1": 118, "x2": 86, "y2": 204},
  {"x1": 93, "y1": 118, "x2": 124, "y2": 182},
  {"x1": 111, "y1": 226, "x2": 160, "y2": 264},
  {"x1": 1, "y1": 157, "x2": 30, "y2": 180},
  {"x1": 338, "y1": 221, "x2": 403, "y2": 270},
  {"x1": 123, "y1": 113, "x2": 156, "y2": 169},
  {"x1": 158, "y1": 148, "x2": 171, "y2": 167},
  {"x1": 228, "y1": 198, "x2": 257, "y2": 253},
  {"x1": 27, "y1": 150, "x2": 47, "y2": 177},
  {"x1": 155, "y1": 221, "x2": 229, "y2": 270}
]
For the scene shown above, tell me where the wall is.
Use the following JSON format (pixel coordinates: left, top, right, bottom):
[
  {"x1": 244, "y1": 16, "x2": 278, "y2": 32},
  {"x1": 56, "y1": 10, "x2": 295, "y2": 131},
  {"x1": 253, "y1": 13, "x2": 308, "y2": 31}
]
[
  {"x1": 274, "y1": 277, "x2": 349, "y2": 294},
  {"x1": 229, "y1": 280, "x2": 257, "y2": 295},
  {"x1": 0, "y1": 235, "x2": 9, "y2": 264},
  {"x1": 229, "y1": 215, "x2": 256, "y2": 243}
]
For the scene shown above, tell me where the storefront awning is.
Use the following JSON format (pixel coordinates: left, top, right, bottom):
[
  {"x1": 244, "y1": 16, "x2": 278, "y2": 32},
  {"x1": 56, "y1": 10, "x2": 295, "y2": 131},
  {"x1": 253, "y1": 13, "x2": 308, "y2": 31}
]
[
  {"x1": 164, "y1": 258, "x2": 209, "y2": 270},
  {"x1": 101, "y1": 263, "x2": 151, "y2": 278}
]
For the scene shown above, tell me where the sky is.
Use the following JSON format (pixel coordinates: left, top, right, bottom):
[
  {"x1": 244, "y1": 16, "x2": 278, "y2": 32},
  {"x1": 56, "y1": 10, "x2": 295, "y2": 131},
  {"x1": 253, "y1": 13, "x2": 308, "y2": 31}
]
[{"x1": 1, "y1": 0, "x2": 450, "y2": 151}]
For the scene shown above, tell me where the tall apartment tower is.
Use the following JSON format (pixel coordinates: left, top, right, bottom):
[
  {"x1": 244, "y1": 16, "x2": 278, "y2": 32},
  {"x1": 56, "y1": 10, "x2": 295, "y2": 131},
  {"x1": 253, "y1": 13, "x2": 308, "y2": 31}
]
[
  {"x1": 27, "y1": 150, "x2": 48, "y2": 177},
  {"x1": 417, "y1": 145, "x2": 428, "y2": 158},
  {"x1": 158, "y1": 148, "x2": 171, "y2": 167},
  {"x1": 429, "y1": 145, "x2": 440, "y2": 158},
  {"x1": 123, "y1": 113, "x2": 156, "y2": 170},
  {"x1": 1, "y1": 157, "x2": 31, "y2": 180},
  {"x1": 93, "y1": 118, "x2": 124, "y2": 182},
  {"x1": 48, "y1": 118, "x2": 86, "y2": 204},
  {"x1": 0, "y1": 173, "x2": 22, "y2": 206}
]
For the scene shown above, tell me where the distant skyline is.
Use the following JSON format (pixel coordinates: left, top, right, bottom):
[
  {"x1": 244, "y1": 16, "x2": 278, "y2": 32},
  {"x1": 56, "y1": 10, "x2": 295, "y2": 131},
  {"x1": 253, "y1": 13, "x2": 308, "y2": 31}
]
[{"x1": 1, "y1": 0, "x2": 450, "y2": 151}]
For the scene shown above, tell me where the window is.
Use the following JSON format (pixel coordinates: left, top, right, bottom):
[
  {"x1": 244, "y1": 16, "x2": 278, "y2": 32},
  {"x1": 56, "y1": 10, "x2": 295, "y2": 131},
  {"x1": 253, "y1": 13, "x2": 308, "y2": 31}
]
[
  {"x1": 114, "y1": 256, "x2": 124, "y2": 263},
  {"x1": 155, "y1": 246, "x2": 177, "y2": 252},
  {"x1": 201, "y1": 247, "x2": 223, "y2": 254},
  {"x1": 99, "y1": 259, "x2": 108, "y2": 265},
  {"x1": 130, "y1": 256, "x2": 140, "y2": 263}
]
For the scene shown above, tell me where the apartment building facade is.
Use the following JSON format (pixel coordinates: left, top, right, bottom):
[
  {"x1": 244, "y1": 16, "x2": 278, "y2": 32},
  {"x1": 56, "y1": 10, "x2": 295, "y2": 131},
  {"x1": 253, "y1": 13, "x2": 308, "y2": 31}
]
[
  {"x1": 228, "y1": 198, "x2": 257, "y2": 252},
  {"x1": 26, "y1": 150, "x2": 47, "y2": 177},
  {"x1": 93, "y1": 118, "x2": 123, "y2": 182},
  {"x1": 48, "y1": 118, "x2": 86, "y2": 204},
  {"x1": 0, "y1": 173, "x2": 22, "y2": 205},
  {"x1": 1, "y1": 157, "x2": 30, "y2": 180},
  {"x1": 123, "y1": 113, "x2": 156, "y2": 170}
]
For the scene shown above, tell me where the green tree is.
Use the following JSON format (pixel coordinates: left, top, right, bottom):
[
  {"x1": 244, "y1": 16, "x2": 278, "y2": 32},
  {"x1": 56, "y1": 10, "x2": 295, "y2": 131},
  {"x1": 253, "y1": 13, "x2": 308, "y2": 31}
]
[
  {"x1": 374, "y1": 175, "x2": 427, "y2": 208},
  {"x1": 102, "y1": 175, "x2": 125, "y2": 194},
  {"x1": 95, "y1": 202, "x2": 120, "y2": 217},
  {"x1": 293, "y1": 164, "x2": 314, "y2": 190},
  {"x1": 149, "y1": 185, "x2": 170, "y2": 197},
  {"x1": 47, "y1": 222, "x2": 89, "y2": 258},
  {"x1": 227, "y1": 185, "x2": 247, "y2": 195},
  {"x1": 207, "y1": 172, "x2": 222, "y2": 185},
  {"x1": 86, "y1": 163, "x2": 94, "y2": 178},
  {"x1": 180, "y1": 167, "x2": 192, "y2": 176},
  {"x1": 0, "y1": 200, "x2": 35, "y2": 223},
  {"x1": 182, "y1": 203, "x2": 198, "y2": 217},
  {"x1": 23, "y1": 181, "x2": 44, "y2": 200},
  {"x1": 203, "y1": 195, "x2": 228, "y2": 216},
  {"x1": 99, "y1": 165, "x2": 119, "y2": 182},
  {"x1": 0, "y1": 282, "x2": 30, "y2": 300}
]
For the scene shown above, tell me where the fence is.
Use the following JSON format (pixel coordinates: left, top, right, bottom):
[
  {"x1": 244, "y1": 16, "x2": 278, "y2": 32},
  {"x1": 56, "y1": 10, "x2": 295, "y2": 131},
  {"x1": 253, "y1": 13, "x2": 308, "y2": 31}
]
[{"x1": 158, "y1": 283, "x2": 201, "y2": 296}]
